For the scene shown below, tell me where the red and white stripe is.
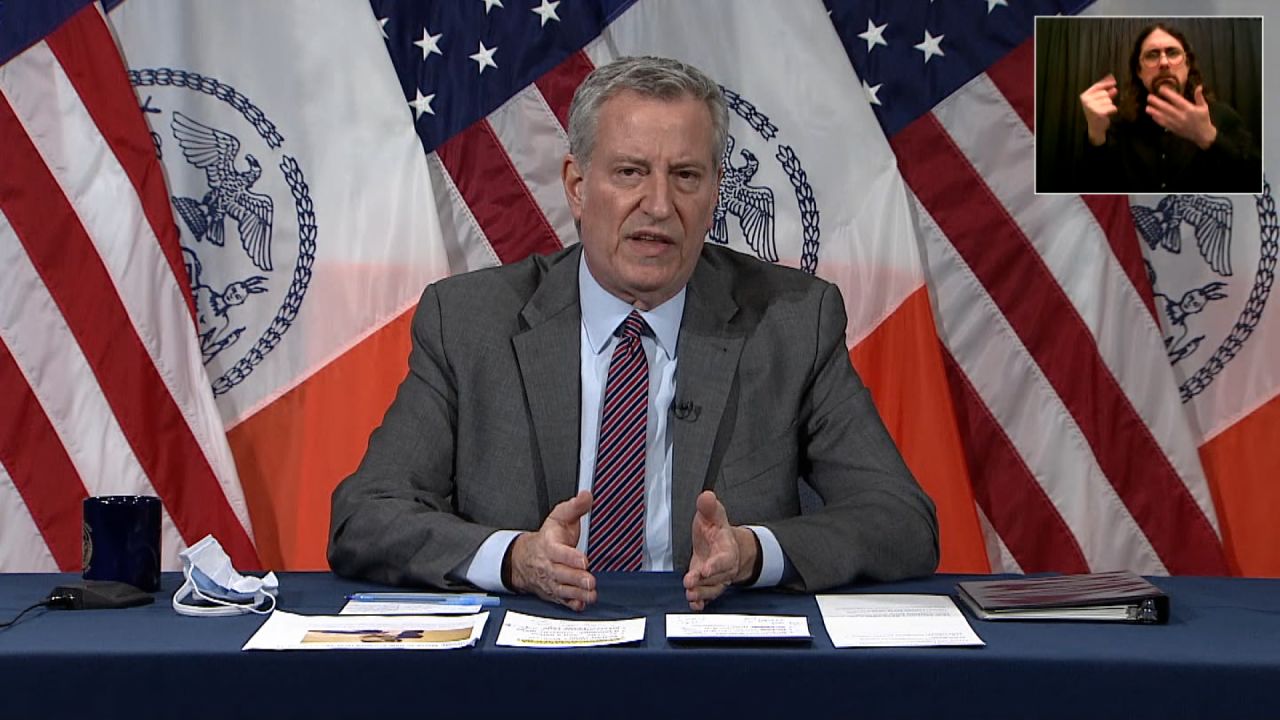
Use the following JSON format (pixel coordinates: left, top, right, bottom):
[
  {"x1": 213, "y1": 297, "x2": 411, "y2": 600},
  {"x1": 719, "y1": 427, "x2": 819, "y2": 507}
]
[
  {"x1": 430, "y1": 52, "x2": 593, "y2": 277},
  {"x1": 0, "y1": 5, "x2": 257, "y2": 571},
  {"x1": 893, "y1": 40, "x2": 1227, "y2": 575}
]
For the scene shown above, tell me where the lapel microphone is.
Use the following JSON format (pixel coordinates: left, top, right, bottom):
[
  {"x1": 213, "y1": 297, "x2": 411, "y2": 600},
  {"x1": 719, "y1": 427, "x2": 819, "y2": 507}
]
[{"x1": 674, "y1": 400, "x2": 701, "y2": 422}]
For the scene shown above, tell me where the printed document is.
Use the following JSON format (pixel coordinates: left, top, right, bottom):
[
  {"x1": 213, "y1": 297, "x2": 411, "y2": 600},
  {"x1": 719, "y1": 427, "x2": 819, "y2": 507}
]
[
  {"x1": 496, "y1": 611, "x2": 645, "y2": 648},
  {"x1": 816, "y1": 594, "x2": 984, "y2": 648},
  {"x1": 665, "y1": 613, "x2": 810, "y2": 641}
]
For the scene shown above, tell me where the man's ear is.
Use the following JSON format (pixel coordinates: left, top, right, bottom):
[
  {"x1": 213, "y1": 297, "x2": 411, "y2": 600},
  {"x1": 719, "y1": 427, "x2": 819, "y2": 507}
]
[{"x1": 562, "y1": 154, "x2": 585, "y2": 220}]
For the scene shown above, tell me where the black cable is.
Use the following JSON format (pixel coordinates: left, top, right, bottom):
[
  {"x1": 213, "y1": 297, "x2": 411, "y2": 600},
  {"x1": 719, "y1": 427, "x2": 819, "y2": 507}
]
[{"x1": 0, "y1": 601, "x2": 50, "y2": 629}]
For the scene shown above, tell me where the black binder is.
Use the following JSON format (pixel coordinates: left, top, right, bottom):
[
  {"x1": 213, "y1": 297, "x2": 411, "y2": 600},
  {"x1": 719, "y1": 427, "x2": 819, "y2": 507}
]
[{"x1": 956, "y1": 571, "x2": 1169, "y2": 624}]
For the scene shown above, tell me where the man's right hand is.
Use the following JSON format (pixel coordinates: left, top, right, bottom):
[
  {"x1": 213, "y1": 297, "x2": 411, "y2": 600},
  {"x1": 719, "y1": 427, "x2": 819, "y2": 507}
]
[
  {"x1": 1080, "y1": 74, "x2": 1118, "y2": 146},
  {"x1": 507, "y1": 490, "x2": 597, "y2": 611}
]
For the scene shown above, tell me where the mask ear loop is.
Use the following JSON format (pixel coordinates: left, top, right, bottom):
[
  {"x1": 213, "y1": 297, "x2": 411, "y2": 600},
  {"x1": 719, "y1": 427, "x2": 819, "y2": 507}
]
[
  {"x1": 173, "y1": 567, "x2": 237, "y2": 617},
  {"x1": 250, "y1": 591, "x2": 277, "y2": 615},
  {"x1": 172, "y1": 566, "x2": 277, "y2": 617}
]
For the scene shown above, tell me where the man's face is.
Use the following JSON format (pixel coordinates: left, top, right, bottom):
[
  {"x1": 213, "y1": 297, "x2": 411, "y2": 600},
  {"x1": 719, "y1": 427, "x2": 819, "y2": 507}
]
[
  {"x1": 563, "y1": 90, "x2": 719, "y2": 310},
  {"x1": 1139, "y1": 28, "x2": 1189, "y2": 96}
]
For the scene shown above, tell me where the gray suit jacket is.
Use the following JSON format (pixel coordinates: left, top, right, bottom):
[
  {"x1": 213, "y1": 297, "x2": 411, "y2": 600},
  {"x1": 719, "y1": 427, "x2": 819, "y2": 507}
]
[{"x1": 328, "y1": 244, "x2": 938, "y2": 591}]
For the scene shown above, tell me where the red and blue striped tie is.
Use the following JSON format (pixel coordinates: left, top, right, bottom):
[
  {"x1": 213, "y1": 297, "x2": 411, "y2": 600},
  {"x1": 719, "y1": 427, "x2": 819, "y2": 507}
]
[{"x1": 588, "y1": 310, "x2": 649, "y2": 572}]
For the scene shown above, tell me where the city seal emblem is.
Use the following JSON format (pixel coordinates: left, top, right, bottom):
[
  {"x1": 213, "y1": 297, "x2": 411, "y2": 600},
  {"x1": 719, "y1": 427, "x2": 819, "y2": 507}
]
[{"x1": 129, "y1": 68, "x2": 317, "y2": 396}]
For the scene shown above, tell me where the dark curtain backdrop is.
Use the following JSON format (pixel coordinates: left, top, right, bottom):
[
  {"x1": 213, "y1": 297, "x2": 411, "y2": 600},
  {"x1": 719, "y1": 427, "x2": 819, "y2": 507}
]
[{"x1": 1035, "y1": 16, "x2": 1262, "y2": 193}]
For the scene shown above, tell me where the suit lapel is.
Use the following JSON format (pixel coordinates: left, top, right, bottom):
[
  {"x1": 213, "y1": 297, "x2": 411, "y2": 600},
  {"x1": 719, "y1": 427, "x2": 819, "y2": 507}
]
[
  {"x1": 671, "y1": 256, "x2": 744, "y2": 566},
  {"x1": 513, "y1": 248, "x2": 582, "y2": 515}
]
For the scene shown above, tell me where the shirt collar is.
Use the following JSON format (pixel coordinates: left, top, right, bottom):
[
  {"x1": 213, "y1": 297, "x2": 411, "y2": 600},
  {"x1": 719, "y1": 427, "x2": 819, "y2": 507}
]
[{"x1": 578, "y1": 252, "x2": 685, "y2": 357}]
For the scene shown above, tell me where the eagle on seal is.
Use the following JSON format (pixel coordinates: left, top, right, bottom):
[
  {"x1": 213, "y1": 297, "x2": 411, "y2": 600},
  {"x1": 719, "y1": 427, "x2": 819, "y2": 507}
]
[
  {"x1": 171, "y1": 112, "x2": 275, "y2": 272},
  {"x1": 1131, "y1": 194, "x2": 1233, "y2": 277},
  {"x1": 710, "y1": 135, "x2": 777, "y2": 262}
]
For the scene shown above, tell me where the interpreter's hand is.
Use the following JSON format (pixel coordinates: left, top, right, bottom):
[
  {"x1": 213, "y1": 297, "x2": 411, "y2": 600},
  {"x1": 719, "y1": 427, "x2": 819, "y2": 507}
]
[
  {"x1": 1147, "y1": 84, "x2": 1218, "y2": 150},
  {"x1": 509, "y1": 490, "x2": 597, "y2": 611},
  {"x1": 683, "y1": 491, "x2": 757, "y2": 612},
  {"x1": 1080, "y1": 74, "x2": 1119, "y2": 146}
]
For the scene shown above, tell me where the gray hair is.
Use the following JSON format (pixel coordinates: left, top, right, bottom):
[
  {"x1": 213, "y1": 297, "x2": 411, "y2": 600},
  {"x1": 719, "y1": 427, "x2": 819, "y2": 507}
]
[{"x1": 566, "y1": 56, "x2": 729, "y2": 170}]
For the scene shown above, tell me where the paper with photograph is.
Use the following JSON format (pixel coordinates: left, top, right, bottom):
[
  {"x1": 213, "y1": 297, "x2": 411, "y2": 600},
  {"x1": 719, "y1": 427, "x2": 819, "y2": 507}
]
[{"x1": 242, "y1": 610, "x2": 488, "y2": 650}]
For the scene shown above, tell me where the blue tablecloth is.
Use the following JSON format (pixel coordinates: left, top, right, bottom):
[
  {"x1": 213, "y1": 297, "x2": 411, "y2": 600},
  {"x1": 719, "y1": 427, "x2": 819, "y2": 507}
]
[{"x1": 1, "y1": 572, "x2": 1278, "y2": 719}]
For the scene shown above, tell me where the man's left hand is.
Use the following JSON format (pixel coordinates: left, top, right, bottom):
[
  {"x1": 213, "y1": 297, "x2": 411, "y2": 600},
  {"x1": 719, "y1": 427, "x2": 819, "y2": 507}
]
[
  {"x1": 683, "y1": 491, "x2": 758, "y2": 611},
  {"x1": 1147, "y1": 85, "x2": 1218, "y2": 150}
]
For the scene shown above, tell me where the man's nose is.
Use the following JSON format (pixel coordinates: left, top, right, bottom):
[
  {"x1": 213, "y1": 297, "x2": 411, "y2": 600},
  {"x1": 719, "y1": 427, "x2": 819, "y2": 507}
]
[{"x1": 640, "y1": 174, "x2": 673, "y2": 220}]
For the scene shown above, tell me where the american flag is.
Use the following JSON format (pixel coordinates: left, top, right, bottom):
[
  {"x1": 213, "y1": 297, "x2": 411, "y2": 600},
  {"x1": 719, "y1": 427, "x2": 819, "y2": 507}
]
[
  {"x1": 374, "y1": 0, "x2": 615, "y2": 265},
  {"x1": 0, "y1": 0, "x2": 257, "y2": 571},
  {"x1": 831, "y1": 0, "x2": 1228, "y2": 573}
]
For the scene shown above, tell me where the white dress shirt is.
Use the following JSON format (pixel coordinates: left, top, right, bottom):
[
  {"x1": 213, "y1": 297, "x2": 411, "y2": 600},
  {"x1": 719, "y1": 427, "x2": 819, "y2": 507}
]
[{"x1": 460, "y1": 255, "x2": 784, "y2": 590}]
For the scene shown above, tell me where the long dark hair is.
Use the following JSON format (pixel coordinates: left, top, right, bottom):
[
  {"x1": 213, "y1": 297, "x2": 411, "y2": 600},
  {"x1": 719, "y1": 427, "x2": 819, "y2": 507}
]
[{"x1": 1118, "y1": 22, "x2": 1209, "y2": 122}]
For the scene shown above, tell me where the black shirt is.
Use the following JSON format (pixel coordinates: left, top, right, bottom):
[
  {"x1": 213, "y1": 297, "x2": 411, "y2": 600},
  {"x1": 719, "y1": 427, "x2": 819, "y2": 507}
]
[{"x1": 1081, "y1": 99, "x2": 1261, "y2": 193}]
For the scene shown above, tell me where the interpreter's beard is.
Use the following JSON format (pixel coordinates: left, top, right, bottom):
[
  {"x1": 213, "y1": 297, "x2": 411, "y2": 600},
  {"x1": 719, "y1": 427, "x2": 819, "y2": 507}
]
[{"x1": 1149, "y1": 74, "x2": 1182, "y2": 96}]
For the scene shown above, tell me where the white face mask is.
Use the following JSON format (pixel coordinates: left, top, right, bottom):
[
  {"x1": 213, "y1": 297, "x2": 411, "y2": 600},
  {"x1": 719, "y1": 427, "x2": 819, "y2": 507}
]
[{"x1": 172, "y1": 535, "x2": 279, "y2": 617}]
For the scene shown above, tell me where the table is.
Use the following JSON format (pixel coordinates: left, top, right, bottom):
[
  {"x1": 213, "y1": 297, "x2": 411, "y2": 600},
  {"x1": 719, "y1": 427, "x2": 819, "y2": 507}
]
[{"x1": 2, "y1": 572, "x2": 1278, "y2": 719}]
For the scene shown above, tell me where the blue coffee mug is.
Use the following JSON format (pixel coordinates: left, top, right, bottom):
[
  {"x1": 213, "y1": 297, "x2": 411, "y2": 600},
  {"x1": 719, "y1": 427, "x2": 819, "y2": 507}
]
[{"x1": 82, "y1": 496, "x2": 162, "y2": 592}]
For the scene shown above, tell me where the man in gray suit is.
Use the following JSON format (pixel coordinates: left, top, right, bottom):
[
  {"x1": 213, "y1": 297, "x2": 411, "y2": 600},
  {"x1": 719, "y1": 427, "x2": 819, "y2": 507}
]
[{"x1": 328, "y1": 56, "x2": 938, "y2": 612}]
